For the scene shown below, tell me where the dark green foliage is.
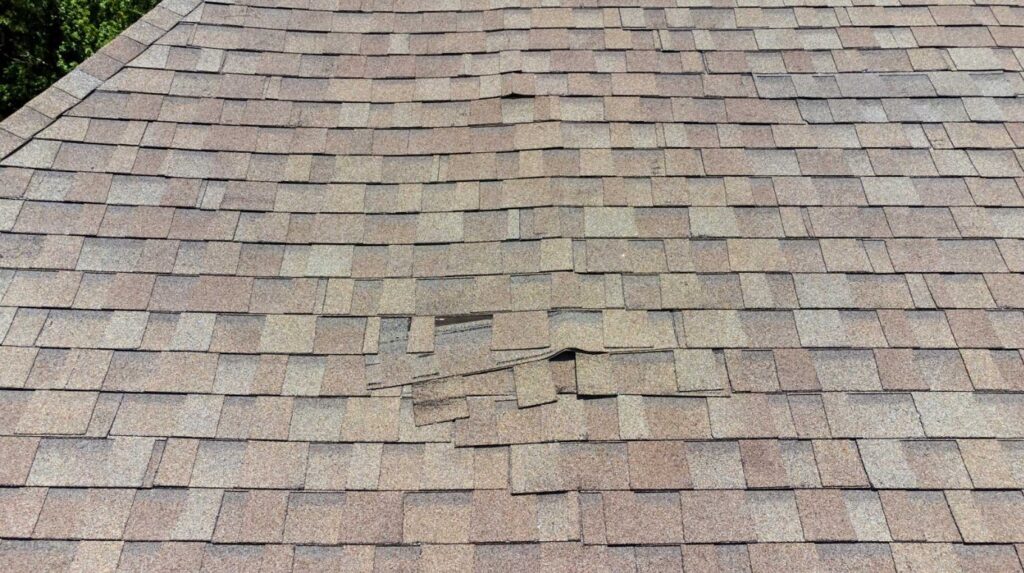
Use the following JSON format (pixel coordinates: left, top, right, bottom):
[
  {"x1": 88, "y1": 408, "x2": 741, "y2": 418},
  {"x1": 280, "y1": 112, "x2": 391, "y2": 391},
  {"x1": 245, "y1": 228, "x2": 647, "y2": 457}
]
[{"x1": 1, "y1": 0, "x2": 159, "y2": 119}]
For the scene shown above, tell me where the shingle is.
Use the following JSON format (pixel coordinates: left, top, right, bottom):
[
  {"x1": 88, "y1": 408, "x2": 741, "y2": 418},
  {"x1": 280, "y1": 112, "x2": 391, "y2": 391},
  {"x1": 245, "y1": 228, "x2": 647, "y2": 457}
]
[
  {"x1": 794, "y1": 310, "x2": 887, "y2": 347},
  {"x1": 708, "y1": 394, "x2": 796, "y2": 439},
  {"x1": 153, "y1": 438, "x2": 197, "y2": 487},
  {"x1": 961, "y1": 349, "x2": 1024, "y2": 391},
  {"x1": 810, "y1": 350, "x2": 881, "y2": 391},
  {"x1": 674, "y1": 349, "x2": 728, "y2": 391},
  {"x1": 249, "y1": 278, "x2": 317, "y2": 314},
  {"x1": 683, "y1": 544, "x2": 754, "y2": 572},
  {"x1": 403, "y1": 492, "x2": 472, "y2": 543},
  {"x1": 259, "y1": 315, "x2": 316, "y2": 353},
  {"x1": 2, "y1": 271, "x2": 81, "y2": 307},
  {"x1": 0, "y1": 437, "x2": 39, "y2": 485},
  {"x1": 212, "y1": 490, "x2": 289, "y2": 544},
  {"x1": 74, "y1": 272, "x2": 155, "y2": 310},
  {"x1": 284, "y1": 492, "x2": 403, "y2": 544},
  {"x1": 859, "y1": 439, "x2": 972, "y2": 488},
  {"x1": 914, "y1": 392, "x2": 1024, "y2": 437},
  {"x1": 339, "y1": 397, "x2": 401, "y2": 440},
  {"x1": 823, "y1": 393, "x2": 924, "y2": 438},
  {"x1": 491, "y1": 311, "x2": 550, "y2": 350},
  {"x1": 946, "y1": 490, "x2": 1024, "y2": 543},
  {"x1": 201, "y1": 545, "x2": 293, "y2": 573},
  {"x1": 796, "y1": 490, "x2": 891, "y2": 542},
  {"x1": 12, "y1": 389, "x2": 97, "y2": 435},
  {"x1": 27, "y1": 437, "x2": 155, "y2": 487},
  {"x1": 292, "y1": 546, "x2": 374, "y2": 572},
  {"x1": 513, "y1": 360, "x2": 557, "y2": 407},
  {"x1": 33, "y1": 488, "x2": 134, "y2": 539},
  {"x1": 602, "y1": 492, "x2": 684, "y2": 544},
  {"x1": 511, "y1": 442, "x2": 627, "y2": 494},
  {"x1": 104, "y1": 351, "x2": 216, "y2": 393},
  {"x1": 754, "y1": 543, "x2": 898, "y2": 572},
  {"x1": 726, "y1": 350, "x2": 780, "y2": 392},
  {"x1": 111, "y1": 394, "x2": 223, "y2": 438},
  {"x1": 114, "y1": 541, "x2": 206, "y2": 572},
  {"x1": 957, "y1": 439, "x2": 1024, "y2": 488},
  {"x1": 190, "y1": 440, "x2": 307, "y2": 489},
  {"x1": 740, "y1": 440, "x2": 820, "y2": 488},
  {"x1": 681, "y1": 490, "x2": 803, "y2": 542},
  {"x1": 891, "y1": 543, "x2": 1023, "y2": 573},
  {"x1": 875, "y1": 349, "x2": 972, "y2": 391},
  {"x1": 880, "y1": 491, "x2": 961, "y2": 542},
  {"x1": 577, "y1": 351, "x2": 677, "y2": 396},
  {"x1": 124, "y1": 488, "x2": 222, "y2": 541},
  {"x1": 36, "y1": 310, "x2": 149, "y2": 349},
  {"x1": 19, "y1": 349, "x2": 107, "y2": 391},
  {"x1": 305, "y1": 443, "x2": 382, "y2": 491},
  {"x1": 621, "y1": 395, "x2": 712, "y2": 440},
  {"x1": 814, "y1": 439, "x2": 869, "y2": 487}
]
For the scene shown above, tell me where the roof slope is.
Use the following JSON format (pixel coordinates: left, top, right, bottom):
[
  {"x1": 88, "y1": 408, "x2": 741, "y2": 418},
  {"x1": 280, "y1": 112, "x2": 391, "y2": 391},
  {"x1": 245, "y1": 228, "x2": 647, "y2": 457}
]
[{"x1": 2, "y1": 0, "x2": 1024, "y2": 570}]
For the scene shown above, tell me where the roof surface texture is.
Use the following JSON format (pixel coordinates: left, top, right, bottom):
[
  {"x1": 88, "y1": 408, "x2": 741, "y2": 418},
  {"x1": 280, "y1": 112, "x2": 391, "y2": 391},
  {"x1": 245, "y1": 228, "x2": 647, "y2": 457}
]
[{"x1": 1, "y1": 0, "x2": 1024, "y2": 570}]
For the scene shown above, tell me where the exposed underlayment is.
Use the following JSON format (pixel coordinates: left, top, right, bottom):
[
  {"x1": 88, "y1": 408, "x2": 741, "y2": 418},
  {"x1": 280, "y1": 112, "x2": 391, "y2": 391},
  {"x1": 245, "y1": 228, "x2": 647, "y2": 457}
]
[{"x1": 1, "y1": 0, "x2": 1024, "y2": 570}]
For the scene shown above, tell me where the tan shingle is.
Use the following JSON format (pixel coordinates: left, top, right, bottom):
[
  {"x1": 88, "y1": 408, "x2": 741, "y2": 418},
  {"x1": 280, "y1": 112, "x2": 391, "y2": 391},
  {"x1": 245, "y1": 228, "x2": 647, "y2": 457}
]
[
  {"x1": 0, "y1": 488, "x2": 46, "y2": 537},
  {"x1": 491, "y1": 310, "x2": 550, "y2": 350},
  {"x1": 124, "y1": 488, "x2": 223, "y2": 541},
  {"x1": 796, "y1": 490, "x2": 891, "y2": 542},
  {"x1": 27, "y1": 437, "x2": 155, "y2": 487},
  {"x1": 682, "y1": 490, "x2": 803, "y2": 542},
  {"x1": 33, "y1": 488, "x2": 134, "y2": 539},
  {"x1": 880, "y1": 491, "x2": 960, "y2": 542},
  {"x1": 946, "y1": 490, "x2": 1024, "y2": 543},
  {"x1": 602, "y1": 492, "x2": 684, "y2": 544},
  {"x1": 284, "y1": 492, "x2": 403, "y2": 544},
  {"x1": 212, "y1": 490, "x2": 288, "y2": 544},
  {"x1": 111, "y1": 394, "x2": 223, "y2": 438},
  {"x1": 13, "y1": 390, "x2": 97, "y2": 435},
  {"x1": 190, "y1": 440, "x2": 307, "y2": 489}
]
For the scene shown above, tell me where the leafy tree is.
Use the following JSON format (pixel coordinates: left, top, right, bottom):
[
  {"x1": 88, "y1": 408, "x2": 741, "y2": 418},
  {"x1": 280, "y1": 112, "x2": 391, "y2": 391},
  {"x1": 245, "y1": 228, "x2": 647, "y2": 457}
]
[
  {"x1": 0, "y1": 1, "x2": 61, "y2": 119},
  {"x1": 1, "y1": 0, "x2": 158, "y2": 119}
]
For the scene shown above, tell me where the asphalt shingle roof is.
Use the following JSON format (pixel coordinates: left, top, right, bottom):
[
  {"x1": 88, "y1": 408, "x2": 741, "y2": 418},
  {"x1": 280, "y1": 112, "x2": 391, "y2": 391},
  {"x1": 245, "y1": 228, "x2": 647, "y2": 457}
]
[{"x1": 2, "y1": 0, "x2": 1024, "y2": 570}]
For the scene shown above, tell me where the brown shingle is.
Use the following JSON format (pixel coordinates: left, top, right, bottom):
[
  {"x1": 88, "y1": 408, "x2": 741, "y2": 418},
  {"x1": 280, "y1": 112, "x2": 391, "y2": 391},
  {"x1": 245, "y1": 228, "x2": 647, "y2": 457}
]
[
  {"x1": 796, "y1": 490, "x2": 891, "y2": 542},
  {"x1": 212, "y1": 490, "x2": 288, "y2": 544},
  {"x1": 124, "y1": 488, "x2": 222, "y2": 541},
  {"x1": 0, "y1": 488, "x2": 46, "y2": 537},
  {"x1": 681, "y1": 490, "x2": 803, "y2": 542},
  {"x1": 34, "y1": 488, "x2": 134, "y2": 539},
  {"x1": 0, "y1": 437, "x2": 39, "y2": 485},
  {"x1": 947, "y1": 490, "x2": 1024, "y2": 543},
  {"x1": 111, "y1": 394, "x2": 222, "y2": 438},
  {"x1": 513, "y1": 360, "x2": 557, "y2": 407},
  {"x1": 190, "y1": 440, "x2": 307, "y2": 489},
  {"x1": 602, "y1": 491, "x2": 684, "y2": 544},
  {"x1": 27, "y1": 437, "x2": 155, "y2": 487},
  {"x1": 11, "y1": 390, "x2": 97, "y2": 435},
  {"x1": 880, "y1": 491, "x2": 960, "y2": 542},
  {"x1": 491, "y1": 310, "x2": 550, "y2": 350},
  {"x1": 284, "y1": 492, "x2": 402, "y2": 544}
]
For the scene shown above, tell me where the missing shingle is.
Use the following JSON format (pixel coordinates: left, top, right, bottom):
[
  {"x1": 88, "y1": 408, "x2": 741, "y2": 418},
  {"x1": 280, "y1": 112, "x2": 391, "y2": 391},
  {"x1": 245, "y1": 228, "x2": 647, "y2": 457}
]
[
  {"x1": 435, "y1": 314, "x2": 492, "y2": 327},
  {"x1": 550, "y1": 350, "x2": 576, "y2": 362}
]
